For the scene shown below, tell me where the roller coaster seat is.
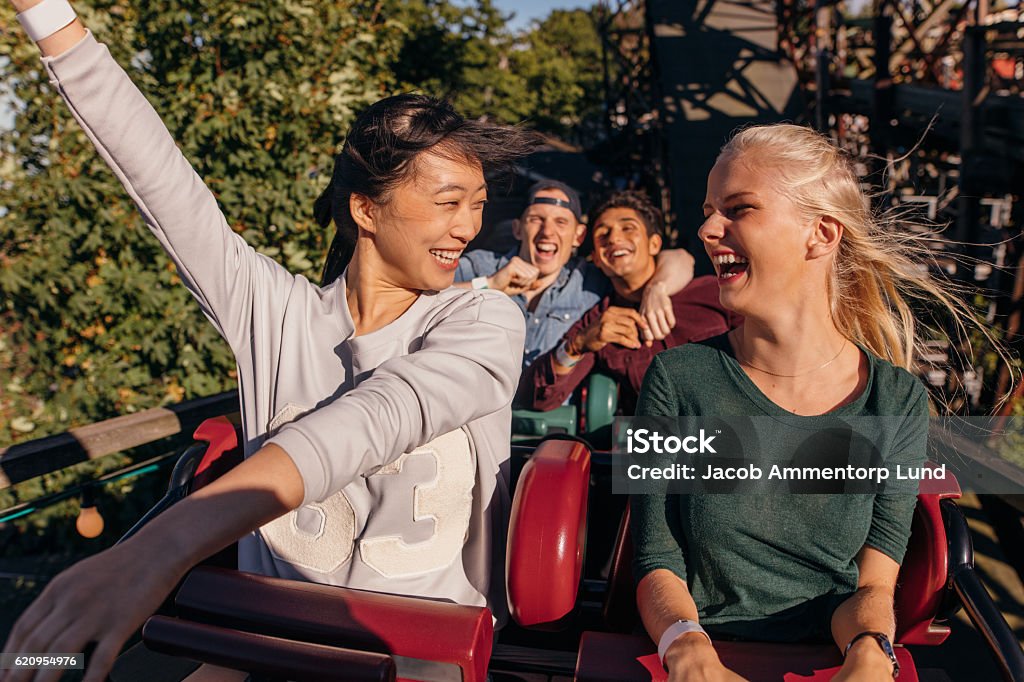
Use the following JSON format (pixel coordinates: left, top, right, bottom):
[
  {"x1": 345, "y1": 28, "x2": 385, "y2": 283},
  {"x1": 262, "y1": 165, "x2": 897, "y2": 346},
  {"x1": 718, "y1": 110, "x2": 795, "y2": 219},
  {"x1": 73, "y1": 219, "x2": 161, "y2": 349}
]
[
  {"x1": 578, "y1": 464, "x2": 1017, "y2": 681},
  {"x1": 130, "y1": 417, "x2": 592, "y2": 682},
  {"x1": 511, "y1": 371, "x2": 619, "y2": 443}
]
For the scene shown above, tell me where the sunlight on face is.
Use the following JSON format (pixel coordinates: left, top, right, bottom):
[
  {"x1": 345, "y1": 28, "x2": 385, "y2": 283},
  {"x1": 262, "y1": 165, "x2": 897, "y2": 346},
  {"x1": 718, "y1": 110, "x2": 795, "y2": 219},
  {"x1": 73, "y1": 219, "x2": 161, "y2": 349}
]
[
  {"x1": 591, "y1": 207, "x2": 661, "y2": 282},
  {"x1": 513, "y1": 189, "x2": 586, "y2": 278},
  {"x1": 370, "y1": 150, "x2": 487, "y2": 292},
  {"x1": 699, "y1": 153, "x2": 817, "y2": 315}
]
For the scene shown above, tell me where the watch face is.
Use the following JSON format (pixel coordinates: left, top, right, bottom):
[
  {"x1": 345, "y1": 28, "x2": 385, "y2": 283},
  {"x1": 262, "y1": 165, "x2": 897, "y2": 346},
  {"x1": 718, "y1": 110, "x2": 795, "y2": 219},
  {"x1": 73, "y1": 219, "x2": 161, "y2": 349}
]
[{"x1": 875, "y1": 634, "x2": 900, "y2": 677}]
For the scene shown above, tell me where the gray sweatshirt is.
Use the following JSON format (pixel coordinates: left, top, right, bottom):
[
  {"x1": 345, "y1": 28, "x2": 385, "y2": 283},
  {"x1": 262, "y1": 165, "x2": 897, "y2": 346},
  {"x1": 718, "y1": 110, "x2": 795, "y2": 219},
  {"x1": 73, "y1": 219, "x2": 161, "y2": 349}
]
[{"x1": 43, "y1": 32, "x2": 525, "y2": 622}]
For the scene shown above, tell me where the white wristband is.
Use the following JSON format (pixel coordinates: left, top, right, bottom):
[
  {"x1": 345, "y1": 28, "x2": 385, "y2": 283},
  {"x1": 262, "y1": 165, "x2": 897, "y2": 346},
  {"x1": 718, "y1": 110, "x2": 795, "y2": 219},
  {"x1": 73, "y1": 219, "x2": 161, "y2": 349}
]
[
  {"x1": 555, "y1": 340, "x2": 580, "y2": 368},
  {"x1": 658, "y1": 620, "x2": 711, "y2": 666},
  {"x1": 471, "y1": 276, "x2": 489, "y2": 290},
  {"x1": 16, "y1": 0, "x2": 77, "y2": 42}
]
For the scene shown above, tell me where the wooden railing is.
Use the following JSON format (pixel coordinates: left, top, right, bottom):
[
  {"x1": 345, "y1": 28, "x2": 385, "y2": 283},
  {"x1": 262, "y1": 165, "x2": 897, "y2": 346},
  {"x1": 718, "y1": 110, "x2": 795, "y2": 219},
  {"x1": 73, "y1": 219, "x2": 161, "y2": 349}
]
[{"x1": 0, "y1": 392, "x2": 238, "y2": 489}]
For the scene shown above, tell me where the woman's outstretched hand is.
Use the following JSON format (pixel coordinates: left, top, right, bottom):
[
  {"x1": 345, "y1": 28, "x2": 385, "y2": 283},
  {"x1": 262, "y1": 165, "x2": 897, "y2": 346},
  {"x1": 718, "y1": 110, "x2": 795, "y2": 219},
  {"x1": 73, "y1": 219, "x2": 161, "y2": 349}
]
[
  {"x1": 0, "y1": 444, "x2": 303, "y2": 682},
  {"x1": 0, "y1": 538, "x2": 186, "y2": 682}
]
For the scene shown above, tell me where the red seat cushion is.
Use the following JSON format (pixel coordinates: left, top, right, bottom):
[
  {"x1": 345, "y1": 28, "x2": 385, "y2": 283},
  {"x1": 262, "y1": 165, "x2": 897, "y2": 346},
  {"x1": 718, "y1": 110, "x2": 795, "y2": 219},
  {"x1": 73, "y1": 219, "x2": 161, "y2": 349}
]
[
  {"x1": 506, "y1": 438, "x2": 591, "y2": 628},
  {"x1": 895, "y1": 464, "x2": 962, "y2": 645},
  {"x1": 191, "y1": 416, "x2": 243, "y2": 490},
  {"x1": 575, "y1": 632, "x2": 918, "y2": 682}
]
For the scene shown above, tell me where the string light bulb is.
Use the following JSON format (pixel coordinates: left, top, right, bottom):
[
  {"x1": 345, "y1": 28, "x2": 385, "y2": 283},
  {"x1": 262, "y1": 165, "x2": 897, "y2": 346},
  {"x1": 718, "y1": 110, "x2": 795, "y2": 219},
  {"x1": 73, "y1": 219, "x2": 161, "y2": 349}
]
[{"x1": 76, "y1": 486, "x2": 104, "y2": 538}]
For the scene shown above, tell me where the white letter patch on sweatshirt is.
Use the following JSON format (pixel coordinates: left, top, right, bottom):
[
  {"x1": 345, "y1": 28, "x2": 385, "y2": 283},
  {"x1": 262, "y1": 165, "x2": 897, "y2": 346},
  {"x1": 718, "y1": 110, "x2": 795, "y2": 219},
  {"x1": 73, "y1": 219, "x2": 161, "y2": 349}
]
[
  {"x1": 360, "y1": 428, "x2": 476, "y2": 578},
  {"x1": 260, "y1": 491, "x2": 357, "y2": 573},
  {"x1": 259, "y1": 428, "x2": 476, "y2": 579}
]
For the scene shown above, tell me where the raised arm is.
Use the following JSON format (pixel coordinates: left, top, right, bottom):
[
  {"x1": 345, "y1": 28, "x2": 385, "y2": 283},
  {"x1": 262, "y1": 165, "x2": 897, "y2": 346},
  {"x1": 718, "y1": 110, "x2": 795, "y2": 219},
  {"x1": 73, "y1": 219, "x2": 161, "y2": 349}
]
[
  {"x1": 14, "y1": 1, "x2": 295, "y2": 353},
  {"x1": 11, "y1": 0, "x2": 86, "y2": 56}
]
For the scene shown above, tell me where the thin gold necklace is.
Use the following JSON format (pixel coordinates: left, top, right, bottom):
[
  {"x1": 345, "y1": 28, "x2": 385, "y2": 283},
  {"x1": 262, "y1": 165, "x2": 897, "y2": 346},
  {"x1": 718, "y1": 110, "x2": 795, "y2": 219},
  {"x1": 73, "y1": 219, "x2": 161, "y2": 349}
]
[{"x1": 737, "y1": 341, "x2": 848, "y2": 378}]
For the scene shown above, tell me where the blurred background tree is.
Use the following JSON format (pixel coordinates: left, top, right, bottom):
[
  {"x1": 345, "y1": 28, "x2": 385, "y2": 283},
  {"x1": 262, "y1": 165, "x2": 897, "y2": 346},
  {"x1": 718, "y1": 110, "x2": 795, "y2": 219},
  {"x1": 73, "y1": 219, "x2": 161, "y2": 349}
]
[
  {"x1": 0, "y1": 0, "x2": 614, "y2": 448},
  {"x1": 507, "y1": 8, "x2": 609, "y2": 146}
]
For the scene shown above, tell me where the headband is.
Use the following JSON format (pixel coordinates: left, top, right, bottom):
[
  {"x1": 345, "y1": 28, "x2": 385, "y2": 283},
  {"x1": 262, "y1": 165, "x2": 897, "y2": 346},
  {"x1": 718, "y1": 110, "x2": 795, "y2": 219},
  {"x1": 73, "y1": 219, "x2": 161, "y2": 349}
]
[{"x1": 529, "y1": 196, "x2": 580, "y2": 218}]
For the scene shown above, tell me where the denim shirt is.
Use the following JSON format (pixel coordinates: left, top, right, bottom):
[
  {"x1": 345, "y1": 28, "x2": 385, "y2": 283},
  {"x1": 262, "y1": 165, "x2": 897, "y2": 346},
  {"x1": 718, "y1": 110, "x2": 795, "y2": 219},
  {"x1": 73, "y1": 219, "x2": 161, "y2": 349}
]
[{"x1": 456, "y1": 249, "x2": 610, "y2": 368}]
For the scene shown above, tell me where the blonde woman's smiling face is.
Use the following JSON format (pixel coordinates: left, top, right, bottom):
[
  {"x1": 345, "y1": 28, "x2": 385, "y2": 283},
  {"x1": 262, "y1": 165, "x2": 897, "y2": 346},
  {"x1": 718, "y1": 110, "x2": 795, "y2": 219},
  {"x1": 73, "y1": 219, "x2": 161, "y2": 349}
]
[{"x1": 699, "y1": 153, "x2": 819, "y2": 315}]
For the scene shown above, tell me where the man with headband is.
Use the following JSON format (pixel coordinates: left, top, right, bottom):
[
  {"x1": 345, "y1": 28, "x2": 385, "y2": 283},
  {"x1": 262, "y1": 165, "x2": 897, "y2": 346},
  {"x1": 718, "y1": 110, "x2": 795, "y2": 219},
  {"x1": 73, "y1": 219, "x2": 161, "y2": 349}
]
[{"x1": 455, "y1": 180, "x2": 695, "y2": 368}]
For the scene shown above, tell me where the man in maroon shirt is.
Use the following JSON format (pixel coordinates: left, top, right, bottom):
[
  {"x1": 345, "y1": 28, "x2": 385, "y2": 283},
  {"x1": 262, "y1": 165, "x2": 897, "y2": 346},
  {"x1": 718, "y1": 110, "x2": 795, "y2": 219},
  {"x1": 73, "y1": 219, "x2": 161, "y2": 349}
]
[{"x1": 519, "y1": 191, "x2": 740, "y2": 415}]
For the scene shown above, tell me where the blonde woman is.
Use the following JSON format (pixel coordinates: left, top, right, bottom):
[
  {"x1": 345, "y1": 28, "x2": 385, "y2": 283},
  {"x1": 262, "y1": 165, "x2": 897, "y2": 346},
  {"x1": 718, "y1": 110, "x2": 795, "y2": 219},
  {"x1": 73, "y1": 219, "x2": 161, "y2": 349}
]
[{"x1": 632, "y1": 124, "x2": 955, "y2": 681}]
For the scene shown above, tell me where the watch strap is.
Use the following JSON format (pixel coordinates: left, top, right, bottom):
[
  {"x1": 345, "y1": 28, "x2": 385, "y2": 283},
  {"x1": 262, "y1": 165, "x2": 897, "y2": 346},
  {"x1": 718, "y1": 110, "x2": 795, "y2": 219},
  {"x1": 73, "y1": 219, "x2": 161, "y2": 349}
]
[
  {"x1": 845, "y1": 631, "x2": 900, "y2": 678},
  {"x1": 555, "y1": 340, "x2": 581, "y2": 368}
]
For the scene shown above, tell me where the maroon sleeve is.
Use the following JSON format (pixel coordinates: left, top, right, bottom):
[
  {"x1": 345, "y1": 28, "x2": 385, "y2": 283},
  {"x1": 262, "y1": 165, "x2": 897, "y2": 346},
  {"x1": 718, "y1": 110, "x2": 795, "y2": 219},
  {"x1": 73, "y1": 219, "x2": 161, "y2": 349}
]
[
  {"x1": 596, "y1": 333, "x2": 667, "y2": 398},
  {"x1": 671, "y1": 276, "x2": 736, "y2": 337},
  {"x1": 518, "y1": 301, "x2": 605, "y2": 410},
  {"x1": 600, "y1": 277, "x2": 734, "y2": 396},
  {"x1": 666, "y1": 276, "x2": 737, "y2": 346}
]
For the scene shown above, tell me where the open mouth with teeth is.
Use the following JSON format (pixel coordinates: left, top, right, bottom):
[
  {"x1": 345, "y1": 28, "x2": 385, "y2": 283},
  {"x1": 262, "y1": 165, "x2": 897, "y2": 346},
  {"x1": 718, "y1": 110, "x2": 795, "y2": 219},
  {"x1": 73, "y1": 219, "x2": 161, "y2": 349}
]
[
  {"x1": 714, "y1": 253, "x2": 749, "y2": 281},
  {"x1": 429, "y1": 249, "x2": 462, "y2": 270},
  {"x1": 534, "y1": 242, "x2": 559, "y2": 263}
]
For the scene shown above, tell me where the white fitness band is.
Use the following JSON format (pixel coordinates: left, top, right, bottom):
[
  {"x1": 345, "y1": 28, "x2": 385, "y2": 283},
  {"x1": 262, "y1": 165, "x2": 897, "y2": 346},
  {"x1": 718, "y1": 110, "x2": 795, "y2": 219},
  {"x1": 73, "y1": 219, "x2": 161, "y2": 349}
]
[
  {"x1": 471, "y1": 276, "x2": 489, "y2": 290},
  {"x1": 16, "y1": 0, "x2": 77, "y2": 42},
  {"x1": 555, "y1": 340, "x2": 580, "y2": 368},
  {"x1": 658, "y1": 619, "x2": 711, "y2": 666}
]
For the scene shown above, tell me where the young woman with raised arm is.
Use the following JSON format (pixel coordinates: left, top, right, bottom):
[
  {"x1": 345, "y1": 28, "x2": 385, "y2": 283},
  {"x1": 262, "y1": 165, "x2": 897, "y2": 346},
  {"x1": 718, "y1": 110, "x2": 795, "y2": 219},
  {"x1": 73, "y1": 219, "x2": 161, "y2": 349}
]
[
  {"x1": 3, "y1": 2, "x2": 539, "y2": 681},
  {"x1": 631, "y1": 124, "x2": 981, "y2": 681}
]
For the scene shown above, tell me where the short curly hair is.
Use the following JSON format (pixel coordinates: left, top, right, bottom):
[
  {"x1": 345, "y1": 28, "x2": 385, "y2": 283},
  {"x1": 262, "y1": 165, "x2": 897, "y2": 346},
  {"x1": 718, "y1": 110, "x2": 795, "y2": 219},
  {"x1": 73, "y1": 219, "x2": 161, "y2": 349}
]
[{"x1": 589, "y1": 190, "x2": 664, "y2": 240}]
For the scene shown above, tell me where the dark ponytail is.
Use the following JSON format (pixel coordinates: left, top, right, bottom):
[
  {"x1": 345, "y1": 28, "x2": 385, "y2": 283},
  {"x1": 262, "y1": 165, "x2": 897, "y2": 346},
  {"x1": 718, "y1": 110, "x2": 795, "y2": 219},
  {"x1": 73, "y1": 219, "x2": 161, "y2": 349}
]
[{"x1": 317, "y1": 94, "x2": 541, "y2": 286}]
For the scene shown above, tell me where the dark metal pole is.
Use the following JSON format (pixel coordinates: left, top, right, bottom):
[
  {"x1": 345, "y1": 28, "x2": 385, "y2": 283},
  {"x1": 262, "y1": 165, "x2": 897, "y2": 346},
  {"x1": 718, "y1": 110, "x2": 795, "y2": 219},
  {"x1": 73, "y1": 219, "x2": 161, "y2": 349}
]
[
  {"x1": 956, "y1": 24, "x2": 986, "y2": 243},
  {"x1": 870, "y1": 0, "x2": 893, "y2": 161},
  {"x1": 943, "y1": 499, "x2": 1024, "y2": 682}
]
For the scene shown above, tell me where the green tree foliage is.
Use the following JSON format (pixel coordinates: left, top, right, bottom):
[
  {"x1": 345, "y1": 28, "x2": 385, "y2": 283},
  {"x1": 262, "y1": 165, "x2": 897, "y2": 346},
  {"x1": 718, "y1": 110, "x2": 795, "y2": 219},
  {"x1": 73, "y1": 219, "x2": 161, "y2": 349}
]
[
  {"x1": 381, "y1": 1, "x2": 611, "y2": 146},
  {"x1": 377, "y1": 0, "x2": 531, "y2": 123},
  {"x1": 0, "y1": 1, "x2": 401, "y2": 445},
  {"x1": 508, "y1": 8, "x2": 609, "y2": 145}
]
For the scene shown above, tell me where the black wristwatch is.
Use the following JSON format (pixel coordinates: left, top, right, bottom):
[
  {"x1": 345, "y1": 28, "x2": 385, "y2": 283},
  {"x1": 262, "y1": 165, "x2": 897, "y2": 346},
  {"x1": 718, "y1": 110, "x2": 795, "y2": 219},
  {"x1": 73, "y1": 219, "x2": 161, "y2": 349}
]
[{"x1": 845, "y1": 631, "x2": 900, "y2": 678}]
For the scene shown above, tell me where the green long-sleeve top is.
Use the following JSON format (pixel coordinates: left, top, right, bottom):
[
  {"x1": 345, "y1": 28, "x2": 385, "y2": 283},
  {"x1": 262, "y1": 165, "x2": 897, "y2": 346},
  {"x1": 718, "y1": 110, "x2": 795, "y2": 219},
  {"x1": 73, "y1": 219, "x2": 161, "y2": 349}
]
[{"x1": 630, "y1": 334, "x2": 929, "y2": 642}]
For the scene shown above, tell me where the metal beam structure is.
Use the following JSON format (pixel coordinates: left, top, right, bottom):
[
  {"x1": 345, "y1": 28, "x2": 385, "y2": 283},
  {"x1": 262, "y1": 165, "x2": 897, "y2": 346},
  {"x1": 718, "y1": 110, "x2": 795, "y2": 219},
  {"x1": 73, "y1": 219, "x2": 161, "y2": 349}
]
[{"x1": 642, "y1": 0, "x2": 805, "y2": 259}]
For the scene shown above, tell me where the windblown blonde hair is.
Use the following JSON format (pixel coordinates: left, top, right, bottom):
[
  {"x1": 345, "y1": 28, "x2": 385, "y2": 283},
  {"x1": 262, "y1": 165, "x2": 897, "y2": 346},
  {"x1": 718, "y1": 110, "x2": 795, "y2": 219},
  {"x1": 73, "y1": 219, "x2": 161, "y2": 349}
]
[{"x1": 719, "y1": 123, "x2": 982, "y2": 374}]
